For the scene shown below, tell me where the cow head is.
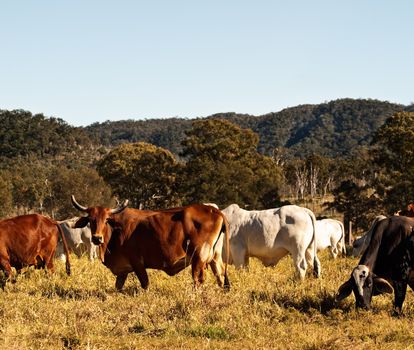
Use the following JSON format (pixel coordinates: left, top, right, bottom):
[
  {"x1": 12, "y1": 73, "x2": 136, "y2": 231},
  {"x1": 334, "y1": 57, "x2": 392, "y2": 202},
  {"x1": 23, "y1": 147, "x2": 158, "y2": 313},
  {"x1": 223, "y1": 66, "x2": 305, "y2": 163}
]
[
  {"x1": 336, "y1": 265, "x2": 393, "y2": 309},
  {"x1": 71, "y1": 195, "x2": 129, "y2": 245}
]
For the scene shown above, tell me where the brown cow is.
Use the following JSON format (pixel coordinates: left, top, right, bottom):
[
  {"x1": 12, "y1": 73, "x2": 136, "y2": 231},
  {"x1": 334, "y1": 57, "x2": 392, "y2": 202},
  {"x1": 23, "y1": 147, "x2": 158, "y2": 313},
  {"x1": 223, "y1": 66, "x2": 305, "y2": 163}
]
[
  {"x1": 0, "y1": 214, "x2": 71, "y2": 287},
  {"x1": 396, "y1": 203, "x2": 414, "y2": 217},
  {"x1": 71, "y1": 196, "x2": 230, "y2": 290}
]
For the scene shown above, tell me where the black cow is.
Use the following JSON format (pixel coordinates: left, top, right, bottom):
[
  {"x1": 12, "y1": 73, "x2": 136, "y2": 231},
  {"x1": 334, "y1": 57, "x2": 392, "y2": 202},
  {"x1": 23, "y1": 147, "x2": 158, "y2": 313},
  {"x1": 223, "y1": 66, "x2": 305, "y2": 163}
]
[{"x1": 336, "y1": 215, "x2": 414, "y2": 313}]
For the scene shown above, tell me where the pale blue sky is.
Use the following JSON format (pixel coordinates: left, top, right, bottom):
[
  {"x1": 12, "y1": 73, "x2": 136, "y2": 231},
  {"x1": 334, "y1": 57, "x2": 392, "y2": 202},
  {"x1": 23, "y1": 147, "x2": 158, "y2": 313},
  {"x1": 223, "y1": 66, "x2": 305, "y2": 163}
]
[{"x1": 1, "y1": 1, "x2": 413, "y2": 126}]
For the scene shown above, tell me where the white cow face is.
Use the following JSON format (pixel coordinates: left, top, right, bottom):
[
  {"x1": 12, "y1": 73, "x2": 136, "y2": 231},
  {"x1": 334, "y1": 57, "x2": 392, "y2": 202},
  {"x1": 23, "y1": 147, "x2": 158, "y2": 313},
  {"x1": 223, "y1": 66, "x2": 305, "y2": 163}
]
[{"x1": 336, "y1": 265, "x2": 393, "y2": 309}]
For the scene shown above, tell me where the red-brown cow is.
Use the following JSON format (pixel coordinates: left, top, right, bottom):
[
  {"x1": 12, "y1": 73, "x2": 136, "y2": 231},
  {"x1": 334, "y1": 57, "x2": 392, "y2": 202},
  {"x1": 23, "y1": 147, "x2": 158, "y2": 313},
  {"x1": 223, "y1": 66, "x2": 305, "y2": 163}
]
[
  {"x1": 71, "y1": 196, "x2": 230, "y2": 290},
  {"x1": 396, "y1": 203, "x2": 414, "y2": 217},
  {"x1": 0, "y1": 214, "x2": 71, "y2": 287}
]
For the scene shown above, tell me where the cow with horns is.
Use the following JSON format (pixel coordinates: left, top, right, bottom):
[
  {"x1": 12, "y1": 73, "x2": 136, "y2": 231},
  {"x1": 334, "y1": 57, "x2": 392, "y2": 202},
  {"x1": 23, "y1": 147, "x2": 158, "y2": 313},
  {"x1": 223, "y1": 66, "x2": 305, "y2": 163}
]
[{"x1": 71, "y1": 196, "x2": 230, "y2": 290}]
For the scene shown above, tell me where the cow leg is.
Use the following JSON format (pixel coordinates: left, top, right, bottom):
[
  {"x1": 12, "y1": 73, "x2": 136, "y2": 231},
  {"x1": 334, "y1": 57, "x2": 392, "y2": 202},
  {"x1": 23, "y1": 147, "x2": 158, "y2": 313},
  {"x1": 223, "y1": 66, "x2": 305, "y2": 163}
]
[
  {"x1": 0, "y1": 254, "x2": 13, "y2": 285},
  {"x1": 115, "y1": 273, "x2": 128, "y2": 291},
  {"x1": 192, "y1": 257, "x2": 206, "y2": 288},
  {"x1": 45, "y1": 256, "x2": 55, "y2": 274},
  {"x1": 90, "y1": 244, "x2": 98, "y2": 260},
  {"x1": 209, "y1": 256, "x2": 225, "y2": 287},
  {"x1": 89, "y1": 243, "x2": 96, "y2": 261},
  {"x1": 55, "y1": 243, "x2": 66, "y2": 262},
  {"x1": 131, "y1": 263, "x2": 149, "y2": 290},
  {"x1": 231, "y1": 242, "x2": 249, "y2": 269},
  {"x1": 313, "y1": 254, "x2": 321, "y2": 277},
  {"x1": 293, "y1": 252, "x2": 307, "y2": 280},
  {"x1": 84, "y1": 241, "x2": 95, "y2": 261},
  {"x1": 305, "y1": 247, "x2": 321, "y2": 278},
  {"x1": 330, "y1": 246, "x2": 338, "y2": 259},
  {"x1": 393, "y1": 280, "x2": 408, "y2": 315},
  {"x1": 164, "y1": 257, "x2": 191, "y2": 276}
]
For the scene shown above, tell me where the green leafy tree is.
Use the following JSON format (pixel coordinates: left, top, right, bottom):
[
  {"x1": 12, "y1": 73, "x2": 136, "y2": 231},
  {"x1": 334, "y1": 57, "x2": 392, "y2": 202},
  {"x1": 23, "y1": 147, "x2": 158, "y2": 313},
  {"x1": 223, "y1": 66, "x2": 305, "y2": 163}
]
[
  {"x1": 328, "y1": 180, "x2": 380, "y2": 238},
  {"x1": 97, "y1": 142, "x2": 181, "y2": 208},
  {"x1": 180, "y1": 119, "x2": 283, "y2": 208},
  {"x1": 47, "y1": 165, "x2": 112, "y2": 219},
  {"x1": 372, "y1": 112, "x2": 414, "y2": 172},
  {"x1": 0, "y1": 171, "x2": 13, "y2": 218},
  {"x1": 7, "y1": 160, "x2": 53, "y2": 215},
  {"x1": 371, "y1": 111, "x2": 414, "y2": 213},
  {"x1": 3, "y1": 160, "x2": 110, "y2": 219},
  {"x1": 0, "y1": 109, "x2": 93, "y2": 159}
]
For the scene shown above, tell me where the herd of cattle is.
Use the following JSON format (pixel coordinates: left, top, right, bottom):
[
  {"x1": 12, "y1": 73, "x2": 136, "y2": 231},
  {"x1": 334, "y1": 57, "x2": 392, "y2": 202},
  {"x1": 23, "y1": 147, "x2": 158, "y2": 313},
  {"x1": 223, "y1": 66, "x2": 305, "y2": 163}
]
[{"x1": 0, "y1": 197, "x2": 413, "y2": 315}]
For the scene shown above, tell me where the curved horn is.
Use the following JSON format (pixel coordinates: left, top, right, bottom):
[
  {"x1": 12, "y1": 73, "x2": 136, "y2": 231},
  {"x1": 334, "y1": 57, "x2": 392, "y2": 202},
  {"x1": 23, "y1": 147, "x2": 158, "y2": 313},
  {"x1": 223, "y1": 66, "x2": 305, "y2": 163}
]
[
  {"x1": 71, "y1": 195, "x2": 88, "y2": 212},
  {"x1": 110, "y1": 199, "x2": 129, "y2": 214}
]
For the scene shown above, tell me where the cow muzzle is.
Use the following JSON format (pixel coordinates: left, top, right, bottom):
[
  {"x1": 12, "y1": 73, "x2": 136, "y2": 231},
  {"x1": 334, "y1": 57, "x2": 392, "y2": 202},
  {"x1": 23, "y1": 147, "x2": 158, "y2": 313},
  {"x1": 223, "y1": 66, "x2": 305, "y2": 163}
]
[
  {"x1": 92, "y1": 235, "x2": 104, "y2": 245},
  {"x1": 356, "y1": 299, "x2": 371, "y2": 310}
]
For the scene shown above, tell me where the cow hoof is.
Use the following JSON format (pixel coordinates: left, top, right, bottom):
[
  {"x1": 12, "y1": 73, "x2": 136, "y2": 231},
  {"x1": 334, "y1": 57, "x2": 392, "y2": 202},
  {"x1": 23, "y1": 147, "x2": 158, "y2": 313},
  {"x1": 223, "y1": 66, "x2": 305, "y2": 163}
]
[{"x1": 392, "y1": 307, "x2": 403, "y2": 317}]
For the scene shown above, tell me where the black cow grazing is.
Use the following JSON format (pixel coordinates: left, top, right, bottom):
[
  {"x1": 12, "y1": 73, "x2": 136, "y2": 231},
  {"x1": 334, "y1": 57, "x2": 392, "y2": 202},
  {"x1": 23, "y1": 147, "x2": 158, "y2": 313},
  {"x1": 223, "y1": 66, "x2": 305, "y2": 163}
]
[{"x1": 336, "y1": 215, "x2": 414, "y2": 314}]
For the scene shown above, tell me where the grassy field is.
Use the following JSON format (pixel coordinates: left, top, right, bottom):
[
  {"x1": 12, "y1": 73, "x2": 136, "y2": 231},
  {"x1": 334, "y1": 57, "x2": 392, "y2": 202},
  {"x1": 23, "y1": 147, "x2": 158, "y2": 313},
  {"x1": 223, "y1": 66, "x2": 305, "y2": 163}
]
[{"x1": 1, "y1": 251, "x2": 414, "y2": 350}]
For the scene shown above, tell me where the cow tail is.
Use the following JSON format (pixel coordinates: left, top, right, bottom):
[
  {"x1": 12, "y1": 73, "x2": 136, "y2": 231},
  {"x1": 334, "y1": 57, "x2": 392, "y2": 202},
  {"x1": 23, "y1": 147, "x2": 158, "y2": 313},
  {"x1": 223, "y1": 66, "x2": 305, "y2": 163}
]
[
  {"x1": 339, "y1": 221, "x2": 347, "y2": 255},
  {"x1": 57, "y1": 224, "x2": 71, "y2": 275},
  {"x1": 222, "y1": 213, "x2": 230, "y2": 290},
  {"x1": 306, "y1": 209, "x2": 320, "y2": 278}
]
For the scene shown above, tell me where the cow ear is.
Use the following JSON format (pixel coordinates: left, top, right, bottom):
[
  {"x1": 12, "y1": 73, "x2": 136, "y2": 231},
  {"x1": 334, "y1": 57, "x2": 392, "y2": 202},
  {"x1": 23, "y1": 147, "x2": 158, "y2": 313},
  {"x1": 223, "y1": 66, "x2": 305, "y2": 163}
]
[
  {"x1": 336, "y1": 279, "x2": 353, "y2": 301},
  {"x1": 74, "y1": 216, "x2": 89, "y2": 228},
  {"x1": 373, "y1": 277, "x2": 393, "y2": 295}
]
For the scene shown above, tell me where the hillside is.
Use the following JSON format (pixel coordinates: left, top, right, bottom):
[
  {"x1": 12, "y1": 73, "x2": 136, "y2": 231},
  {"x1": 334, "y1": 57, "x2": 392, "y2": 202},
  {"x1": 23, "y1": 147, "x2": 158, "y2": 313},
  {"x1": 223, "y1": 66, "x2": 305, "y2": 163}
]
[
  {"x1": 0, "y1": 99, "x2": 408, "y2": 161},
  {"x1": 85, "y1": 99, "x2": 406, "y2": 158},
  {"x1": 0, "y1": 109, "x2": 93, "y2": 161}
]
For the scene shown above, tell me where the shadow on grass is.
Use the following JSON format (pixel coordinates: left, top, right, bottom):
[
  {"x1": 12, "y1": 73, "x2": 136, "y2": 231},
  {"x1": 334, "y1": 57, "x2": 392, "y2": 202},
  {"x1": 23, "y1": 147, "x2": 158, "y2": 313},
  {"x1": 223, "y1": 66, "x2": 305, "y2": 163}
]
[
  {"x1": 128, "y1": 322, "x2": 167, "y2": 337},
  {"x1": 249, "y1": 289, "x2": 352, "y2": 315},
  {"x1": 42, "y1": 285, "x2": 107, "y2": 301},
  {"x1": 118, "y1": 285, "x2": 144, "y2": 296},
  {"x1": 61, "y1": 335, "x2": 81, "y2": 350}
]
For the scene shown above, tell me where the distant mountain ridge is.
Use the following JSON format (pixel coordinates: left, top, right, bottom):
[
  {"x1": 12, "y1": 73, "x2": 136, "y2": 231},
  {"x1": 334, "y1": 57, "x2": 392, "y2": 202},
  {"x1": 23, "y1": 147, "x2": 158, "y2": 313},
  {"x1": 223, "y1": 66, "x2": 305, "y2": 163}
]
[
  {"x1": 0, "y1": 99, "x2": 409, "y2": 161},
  {"x1": 85, "y1": 98, "x2": 408, "y2": 158}
]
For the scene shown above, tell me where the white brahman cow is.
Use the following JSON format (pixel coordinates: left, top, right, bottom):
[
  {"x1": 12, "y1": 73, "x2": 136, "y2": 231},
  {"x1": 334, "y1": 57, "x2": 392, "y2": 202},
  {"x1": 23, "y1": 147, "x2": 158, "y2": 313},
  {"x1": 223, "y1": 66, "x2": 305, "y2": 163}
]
[
  {"x1": 56, "y1": 217, "x2": 97, "y2": 261},
  {"x1": 221, "y1": 204, "x2": 321, "y2": 280},
  {"x1": 315, "y1": 218, "x2": 346, "y2": 258}
]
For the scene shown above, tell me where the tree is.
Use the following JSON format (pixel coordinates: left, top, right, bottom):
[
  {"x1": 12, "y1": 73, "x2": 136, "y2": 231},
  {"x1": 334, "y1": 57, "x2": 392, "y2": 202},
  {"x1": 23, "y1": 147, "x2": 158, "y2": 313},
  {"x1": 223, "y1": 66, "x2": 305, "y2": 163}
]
[
  {"x1": 328, "y1": 180, "x2": 380, "y2": 238},
  {"x1": 371, "y1": 111, "x2": 414, "y2": 214},
  {"x1": 283, "y1": 154, "x2": 346, "y2": 201},
  {"x1": 0, "y1": 171, "x2": 13, "y2": 218},
  {"x1": 6, "y1": 160, "x2": 53, "y2": 215},
  {"x1": 48, "y1": 165, "x2": 112, "y2": 219},
  {"x1": 97, "y1": 142, "x2": 181, "y2": 208},
  {"x1": 180, "y1": 119, "x2": 283, "y2": 208},
  {"x1": 372, "y1": 112, "x2": 414, "y2": 173}
]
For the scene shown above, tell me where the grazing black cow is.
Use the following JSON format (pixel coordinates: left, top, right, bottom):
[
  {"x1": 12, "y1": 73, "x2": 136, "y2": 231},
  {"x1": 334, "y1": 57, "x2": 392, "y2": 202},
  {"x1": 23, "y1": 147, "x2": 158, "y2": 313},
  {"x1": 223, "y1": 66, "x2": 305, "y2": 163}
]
[{"x1": 336, "y1": 215, "x2": 414, "y2": 313}]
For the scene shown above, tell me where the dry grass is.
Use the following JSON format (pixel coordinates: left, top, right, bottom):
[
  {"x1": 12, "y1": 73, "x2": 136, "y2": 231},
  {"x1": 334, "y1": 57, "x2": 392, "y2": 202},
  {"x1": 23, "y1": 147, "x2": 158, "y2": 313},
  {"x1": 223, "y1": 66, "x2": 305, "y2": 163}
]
[{"x1": 1, "y1": 252, "x2": 414, "y2": 349}]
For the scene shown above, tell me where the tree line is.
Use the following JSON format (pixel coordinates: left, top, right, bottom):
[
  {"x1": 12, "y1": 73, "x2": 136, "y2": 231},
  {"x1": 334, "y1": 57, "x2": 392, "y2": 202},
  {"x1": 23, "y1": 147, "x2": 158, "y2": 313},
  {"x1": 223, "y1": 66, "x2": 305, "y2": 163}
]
[{"x1": 85, "y1": 98, "x2": 409, "y2": 157}]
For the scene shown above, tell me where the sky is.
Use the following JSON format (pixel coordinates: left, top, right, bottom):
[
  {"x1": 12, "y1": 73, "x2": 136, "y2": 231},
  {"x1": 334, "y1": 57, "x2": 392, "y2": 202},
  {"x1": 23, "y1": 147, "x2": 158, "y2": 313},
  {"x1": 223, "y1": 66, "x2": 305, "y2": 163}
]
[{"x1": 1, "y1": 1, "x2": 413, "y2": 127}]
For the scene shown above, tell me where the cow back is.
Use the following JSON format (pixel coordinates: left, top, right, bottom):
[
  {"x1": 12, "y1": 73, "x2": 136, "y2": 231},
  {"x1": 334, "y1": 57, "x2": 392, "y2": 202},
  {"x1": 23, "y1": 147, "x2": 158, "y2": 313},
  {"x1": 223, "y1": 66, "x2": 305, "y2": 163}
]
[
  {"x1": 360, "y1": 216, "x2": 414, "y2": 275},
  {"x1": 0, "y1": 214, "x2": 59, "y2": 267}
]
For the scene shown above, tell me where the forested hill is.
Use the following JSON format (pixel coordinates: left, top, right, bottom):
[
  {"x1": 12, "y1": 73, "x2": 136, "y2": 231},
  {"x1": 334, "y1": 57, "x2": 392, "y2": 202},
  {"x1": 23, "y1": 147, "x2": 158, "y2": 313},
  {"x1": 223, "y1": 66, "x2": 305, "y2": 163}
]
[
  {"x1": 86, "y1": 118, "x2": 191, "y2": 156},
  {"x1": 85, "y1": 99, "x2": 407, "y2": 157},
  {"x1": 0, "y1": 99, "x2": 408, "y2": 161},
  {"x1": 0, "y1": 109, "x2": 92, "y2": 159}
]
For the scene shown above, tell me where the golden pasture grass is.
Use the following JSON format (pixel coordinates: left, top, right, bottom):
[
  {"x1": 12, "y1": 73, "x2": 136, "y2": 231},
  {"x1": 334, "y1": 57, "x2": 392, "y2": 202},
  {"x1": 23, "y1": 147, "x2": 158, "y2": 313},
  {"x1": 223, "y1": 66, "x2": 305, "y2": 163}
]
[{"x1": 0, "y1": 251, "x2": 414, "y2": 349}]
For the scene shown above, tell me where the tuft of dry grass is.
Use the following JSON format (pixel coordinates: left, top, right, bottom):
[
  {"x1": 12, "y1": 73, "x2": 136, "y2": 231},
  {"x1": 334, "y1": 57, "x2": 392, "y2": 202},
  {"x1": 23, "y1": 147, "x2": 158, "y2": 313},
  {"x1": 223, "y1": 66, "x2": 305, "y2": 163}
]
[{"x1": 0, "y1": 251, "x2": 413, "y2": 349}]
